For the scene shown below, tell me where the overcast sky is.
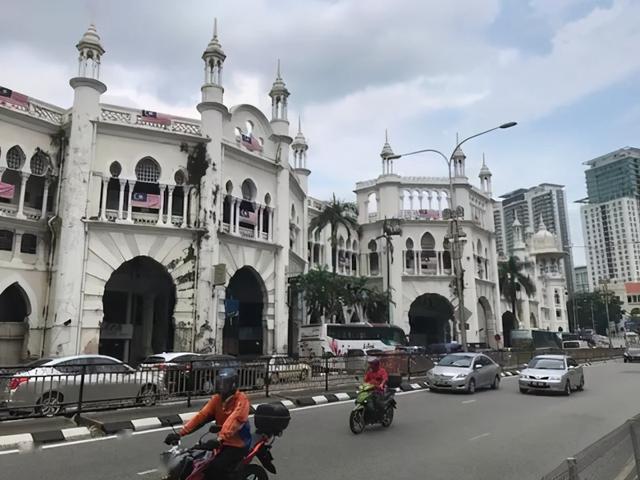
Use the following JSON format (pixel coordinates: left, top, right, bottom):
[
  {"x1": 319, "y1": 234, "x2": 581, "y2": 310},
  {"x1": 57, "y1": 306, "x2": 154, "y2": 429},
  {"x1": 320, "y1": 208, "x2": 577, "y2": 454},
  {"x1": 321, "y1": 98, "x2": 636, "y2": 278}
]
[{"x1": 2, "y1": 0, "x2": 639, "y2": 265}]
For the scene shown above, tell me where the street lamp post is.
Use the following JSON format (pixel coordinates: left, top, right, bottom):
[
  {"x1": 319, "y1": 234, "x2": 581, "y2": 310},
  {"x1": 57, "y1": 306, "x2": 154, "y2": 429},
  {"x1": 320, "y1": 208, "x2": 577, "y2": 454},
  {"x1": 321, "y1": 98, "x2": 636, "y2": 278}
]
[
  {"x1": 386, "y1": 122, "x2": 517, "y2": 351},
  {"x1": 377, "y1": 218, "x2": 402, "y2": 323}
]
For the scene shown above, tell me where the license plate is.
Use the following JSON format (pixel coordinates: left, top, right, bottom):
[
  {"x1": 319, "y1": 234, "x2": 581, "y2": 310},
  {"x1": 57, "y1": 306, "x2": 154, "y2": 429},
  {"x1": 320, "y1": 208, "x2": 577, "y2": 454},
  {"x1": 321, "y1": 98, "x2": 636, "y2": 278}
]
[{"x1": 530, "y1": 382, "x2": 545, "y2": 387}]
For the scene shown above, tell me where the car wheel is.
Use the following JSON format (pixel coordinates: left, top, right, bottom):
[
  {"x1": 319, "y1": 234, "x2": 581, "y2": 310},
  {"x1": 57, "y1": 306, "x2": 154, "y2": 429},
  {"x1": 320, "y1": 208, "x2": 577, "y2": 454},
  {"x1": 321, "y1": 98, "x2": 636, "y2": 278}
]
[
  {"x1": 467, "y1": 379, "x2": 476, "y2": 394},
  {"x1": 519, "y1": 387, "x2": 528, "y2": 394},
  {"x1": 138, "y1": 385, "x2": 157, "y2": 407},
  {"x1": 37, "y1": 392, "x2": 64, "y2": 417},
  {"x1": 491, "y1": 375, "x2": 500, "y2": 390},
  {"x1": 577, "y1": 375, "x2": 585, "y2": 391},
  {"x1": 624, "y1": 357, "x2": 629, "y2": 363},
  {"x1": 564, "y1": 381, "x2": 572, "y2": 396}
]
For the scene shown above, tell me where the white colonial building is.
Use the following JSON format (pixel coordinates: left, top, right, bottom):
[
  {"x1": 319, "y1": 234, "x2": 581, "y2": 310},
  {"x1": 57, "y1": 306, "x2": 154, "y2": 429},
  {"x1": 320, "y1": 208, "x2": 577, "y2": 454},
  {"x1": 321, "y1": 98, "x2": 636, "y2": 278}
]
[
  {"x1": 352, "y1": 138, "x2": 502, "y2": 349},
  {"x1": 0, "y1": 24, "x2": 312, "y2": 364},
  {"x1": 500, "y1": 215, "x2": 570, "y2": 340}
]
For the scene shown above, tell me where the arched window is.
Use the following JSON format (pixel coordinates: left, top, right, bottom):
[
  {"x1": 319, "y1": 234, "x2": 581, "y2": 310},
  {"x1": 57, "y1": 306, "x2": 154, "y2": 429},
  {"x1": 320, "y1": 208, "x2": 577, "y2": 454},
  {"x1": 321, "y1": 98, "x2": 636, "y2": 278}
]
[
  {"x1": 442, "y1": 239, "x2": 452, "y2": 272},
  {"x1": 476, "y1": 239, "x2": 483, "y2": 256},
  {"x1": 135, "y1": 157, "x2": 161, "y2": 183},
  {"x1": 29, "y1": 150, "x2": 49, "y2": 176},
  {"x1": 241, "y1": 179, "x2": 257, "y2": 201},
  {"x1": 6, "y1": 146, "x2": 25, "y2": 170},
  {"x1": 174, "y1": 170, "x2": 186, "y2": 186},
  {"x1": 291, "y1": 204, "x2": 296, "y2": 221},
  {"x1": 368, "y1": 239, "x2": 379, "y2": 276},
  {"x1": 245, "y1": 120, "x2": 254, "y2": 135},
  {"x1": 405, "y1": 237, "x2": 415, "y2": 272},
  {"x1": 109, "y1": 161, "x2": 122, "y2": 178},
  {"x1": 420, "y1": 232, "x2": 437, "y2": 275},
  {"x1": 234, "y1": 127, "x2": 242, "y2": 141},
  {"x1": 367, "y1": 192, "x2": 378, "y2": 214}
]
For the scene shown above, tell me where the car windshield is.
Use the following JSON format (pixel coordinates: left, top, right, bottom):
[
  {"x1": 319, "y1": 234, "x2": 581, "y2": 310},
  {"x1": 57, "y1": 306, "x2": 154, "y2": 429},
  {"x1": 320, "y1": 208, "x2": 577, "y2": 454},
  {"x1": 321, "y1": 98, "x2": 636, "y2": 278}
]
[
  {"x1": 438, "y1": 354, "x2": 473, "y2": 368},
  {"x1": 529, "y1": 358, "x2": 565, "y2": 370},
  {"x1": 25, "y1": 358, "x2": 53, "y2": 368}
]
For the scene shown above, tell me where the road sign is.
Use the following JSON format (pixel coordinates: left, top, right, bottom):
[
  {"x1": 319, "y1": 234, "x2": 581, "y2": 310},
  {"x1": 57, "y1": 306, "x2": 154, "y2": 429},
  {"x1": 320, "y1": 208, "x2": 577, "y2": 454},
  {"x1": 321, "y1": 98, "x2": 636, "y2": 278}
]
[
  {"x1": 455, "y1": 306, "x2": 473, "y2": 323},
  {"x1": 213, "y1": 264, "x2": 226, "y2": 286}
]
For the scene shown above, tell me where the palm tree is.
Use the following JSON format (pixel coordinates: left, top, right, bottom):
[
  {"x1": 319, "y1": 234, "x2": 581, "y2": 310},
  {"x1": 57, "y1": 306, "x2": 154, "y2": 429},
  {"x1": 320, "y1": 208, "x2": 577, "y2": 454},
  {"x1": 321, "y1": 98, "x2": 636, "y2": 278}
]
[
  {"x1": 498, "y1": 256, "x2": 536, "y2": 324},
  {"x1": 309, "y1": 194, "x2": 359, "y2": 273}
]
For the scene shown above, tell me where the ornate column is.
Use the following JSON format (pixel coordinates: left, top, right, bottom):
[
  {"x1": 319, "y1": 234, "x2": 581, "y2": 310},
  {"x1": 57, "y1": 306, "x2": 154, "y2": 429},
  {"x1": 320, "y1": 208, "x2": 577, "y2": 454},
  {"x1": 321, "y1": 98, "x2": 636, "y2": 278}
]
[
  {"x1": 99, "y1": 177, "x2": 108, "y2": 221},
  {"x1": 41, "y1": 178, "x2": 51, "y2": 220},
  {"x1": 156, "y1": 185, "x2": 166, "y2": 226},
  {"x1": 12, "y1": 231, "x2": 23, "y2": 262},
  {"x1": 255, "y1": 205, "x2": 262, "y2": 239},
  {"x1": 16, "y1": 172, "x2": 29, "y2": 219},
  {"x1": 181, "y1": 185, "x2": 190, "y2": 228},
  {"x1": 117, "y1": 178, "x2": 126, "y2": 220},
  {"x1": 233, "y1": 198, "x2": 240, "y2": 233},
  {"x1": 269, "y1": 209, "x2": 275, "y2": 242},
  {"x1": 166, "y1": 186, "x2": 175, "y2": 227},
  {"x1": 126, "y1": 180, "x2": 135, "y2": 223}
]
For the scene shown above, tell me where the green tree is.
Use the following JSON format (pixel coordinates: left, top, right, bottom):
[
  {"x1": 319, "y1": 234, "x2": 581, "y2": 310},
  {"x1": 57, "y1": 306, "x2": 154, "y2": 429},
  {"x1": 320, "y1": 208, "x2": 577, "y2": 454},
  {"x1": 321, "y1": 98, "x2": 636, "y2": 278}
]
[
  {"x1": 309, "y1": 195, "x2": 359, "y2": 273},
  {"x1": 567, "y1": 291, "x2": 623, "y2": 335},
  {"x1": 498, "y1": 256, "x2": 536, "y2": 325}
]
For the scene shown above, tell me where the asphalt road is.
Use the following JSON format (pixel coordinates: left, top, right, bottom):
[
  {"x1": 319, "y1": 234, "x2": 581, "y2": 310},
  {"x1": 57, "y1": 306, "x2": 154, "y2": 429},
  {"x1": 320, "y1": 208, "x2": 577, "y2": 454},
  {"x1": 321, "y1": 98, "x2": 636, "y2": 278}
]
[{"x1": 2, "y1": 360, "x2": 639, "y2": 480}]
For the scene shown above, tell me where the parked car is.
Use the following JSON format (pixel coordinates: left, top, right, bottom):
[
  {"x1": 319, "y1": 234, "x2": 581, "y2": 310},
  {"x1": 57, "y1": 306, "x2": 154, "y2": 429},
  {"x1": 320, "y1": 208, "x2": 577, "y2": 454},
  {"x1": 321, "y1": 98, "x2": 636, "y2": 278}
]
[
  {"x1": 139, "y1": 352, "x2": 200, "y2": 394},
  {"x1": 518, "y1": 354, "x2": 584, "y2": 395},
  {"x1": 562, "y1": 340, "x2": 589, "y2": 350},
  {"x1": 1, "y1": 354, "x2": 162, "y2": 416},
  {"x1": 426, "y1": 353, "x2": 501, "y2": 394},
  {"x1": 623, "y1": 347, "x2": 640, "y2": 363},
  {"x1": 263, "y1": 355, "x2": 312, "y2": 384},
  {"x1": 191, "y1": 354, "x2": 240, "y2": 394}
]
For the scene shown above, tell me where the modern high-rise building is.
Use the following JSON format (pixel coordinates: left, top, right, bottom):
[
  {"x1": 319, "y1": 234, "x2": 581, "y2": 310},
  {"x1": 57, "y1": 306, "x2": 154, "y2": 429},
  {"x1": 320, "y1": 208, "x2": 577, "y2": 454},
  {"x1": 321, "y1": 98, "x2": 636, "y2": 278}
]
[
  {"x1": 494, "y1": 183, "x2": 573, "y2": 292},
  {"x1": 580, "y1": 146, "x2": 640, "y2": 290},
  {"x1": 574, "y1": 266, "x2": 589, "y2": 293}
]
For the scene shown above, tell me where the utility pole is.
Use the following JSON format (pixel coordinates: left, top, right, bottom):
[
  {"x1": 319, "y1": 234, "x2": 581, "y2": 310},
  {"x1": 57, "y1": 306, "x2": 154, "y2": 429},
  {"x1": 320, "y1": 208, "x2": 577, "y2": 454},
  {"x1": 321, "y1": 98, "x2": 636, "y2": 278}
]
[{"x1": 377, "y1": 218, "x2": 402, "y2": 324}]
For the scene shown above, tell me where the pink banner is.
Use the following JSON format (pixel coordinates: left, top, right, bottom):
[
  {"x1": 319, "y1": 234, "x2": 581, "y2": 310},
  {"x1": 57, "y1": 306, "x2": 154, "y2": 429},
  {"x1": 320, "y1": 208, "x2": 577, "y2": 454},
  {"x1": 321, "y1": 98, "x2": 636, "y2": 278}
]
[{"x1": 0, "y1": 181, "x2": 15, "y2": 200}]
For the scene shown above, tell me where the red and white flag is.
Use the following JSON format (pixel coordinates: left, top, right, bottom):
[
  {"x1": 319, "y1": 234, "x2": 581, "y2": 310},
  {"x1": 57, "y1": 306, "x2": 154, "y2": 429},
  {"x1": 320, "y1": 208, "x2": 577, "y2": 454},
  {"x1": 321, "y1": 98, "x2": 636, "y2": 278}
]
[
  {"x1": 0, "y1": 87, "x2": 29, "y2": 108},
  {"x1": 241, "y1": 133, "x2": 263, "y2": 152},
  {"x1": 0, "y1": 181, "x2": 15, "y2": 200},
  {"x1": 141, "y1": 109, "x2": 171, "y2": 126},
  {"x1": 131, "y1": 192, "x2": 161, "y2": 209},
  {"x1": 239, "y1": 201, "x2": 257, "y2": 225}
]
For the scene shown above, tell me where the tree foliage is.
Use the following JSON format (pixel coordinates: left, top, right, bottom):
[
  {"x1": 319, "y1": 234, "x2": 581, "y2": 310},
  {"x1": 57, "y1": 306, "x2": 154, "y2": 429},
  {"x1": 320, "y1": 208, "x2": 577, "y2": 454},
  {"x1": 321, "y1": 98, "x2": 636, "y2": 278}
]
[
  {"x1": 309, "y1": 195, "x2": 359, "y2": 273},
  {"x1": 298, "y1": 267, "x2": 393, "y2": 323},
  {"x1": 567, "y1": 291, "x2": 623, "y2": 335},
  {"x1": 498, "y1": 256, "x2": 536, "y2": 323}
]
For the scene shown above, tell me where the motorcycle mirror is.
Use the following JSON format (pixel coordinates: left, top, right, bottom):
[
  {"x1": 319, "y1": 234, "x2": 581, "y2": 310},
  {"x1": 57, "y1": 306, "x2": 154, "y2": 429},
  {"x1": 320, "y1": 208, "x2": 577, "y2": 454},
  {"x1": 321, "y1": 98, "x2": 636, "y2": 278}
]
[{"x1": 209, "y1": 424, "x2": 221, "y2": 434}]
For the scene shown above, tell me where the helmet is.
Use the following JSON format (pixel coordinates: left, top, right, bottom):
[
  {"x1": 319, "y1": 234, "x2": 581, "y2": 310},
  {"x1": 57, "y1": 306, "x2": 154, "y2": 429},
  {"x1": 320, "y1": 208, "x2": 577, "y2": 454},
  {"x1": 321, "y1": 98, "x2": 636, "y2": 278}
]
[
  {"x1": 215, "y1": 367, "x2": 239, "y2": 399},
  {"x1": 367, "y1": 357, "x2": 380, "y2": 369}
]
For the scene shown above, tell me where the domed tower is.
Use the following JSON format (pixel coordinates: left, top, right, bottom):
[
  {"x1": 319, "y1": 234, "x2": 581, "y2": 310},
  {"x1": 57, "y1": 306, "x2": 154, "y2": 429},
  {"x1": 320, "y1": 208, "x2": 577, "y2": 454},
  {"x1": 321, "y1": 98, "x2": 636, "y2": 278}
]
[
  {"x1": 197, "y1": 19, "x2": 229, "y2": 347},
  {"x1": 512, "y1": 213, "x2": 527, "y2": 260},
  {"x1": 452, "y1": 135, "x2": 466, "y2": 178},
  {"x1": 478, "y1": 154, "x2": 492, "y2": 196},
  {"x1": 269, "y1": 59, "x2": 290, "y2": 130},
  {"x1": 48, "y1": 25, "x2": 108, "y2": 355},
  {"x1": 380, "y1": 129, "x2": 395, "y2": 175},
  {"x1": 291, "y1": 117, "x2": 310, "y2": 192}
]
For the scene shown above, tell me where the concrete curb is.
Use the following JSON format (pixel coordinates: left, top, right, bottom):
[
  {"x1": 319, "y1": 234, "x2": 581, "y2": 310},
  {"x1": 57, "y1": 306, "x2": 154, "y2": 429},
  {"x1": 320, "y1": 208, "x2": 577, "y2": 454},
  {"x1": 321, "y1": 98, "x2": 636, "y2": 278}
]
[{"x1": 0, "y1": 427, "x2": 93, "y2": 451}]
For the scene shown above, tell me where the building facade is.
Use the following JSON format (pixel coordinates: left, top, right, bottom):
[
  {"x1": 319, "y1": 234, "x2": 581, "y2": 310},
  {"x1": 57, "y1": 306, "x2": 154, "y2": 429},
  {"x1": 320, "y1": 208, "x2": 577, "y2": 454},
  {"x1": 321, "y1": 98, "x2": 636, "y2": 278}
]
[
  {"x1": 0, "y1": 24, "x2": 313, "y2": 364},
  {"x1": 574, "y1": 266, "x2": 589, "y2": 293},
  {"x1": 500, "y1": 215, "x2": 570, "y2": 341},
  {"x1": 494, "y1": 183, "x2": 573, "y2": 293},
  {"x1": 353, "y1": 139, "x2": 502, "y2": 349},
  {"x1": 580, "y1": 147, "x2": 640, "y2": 290}
]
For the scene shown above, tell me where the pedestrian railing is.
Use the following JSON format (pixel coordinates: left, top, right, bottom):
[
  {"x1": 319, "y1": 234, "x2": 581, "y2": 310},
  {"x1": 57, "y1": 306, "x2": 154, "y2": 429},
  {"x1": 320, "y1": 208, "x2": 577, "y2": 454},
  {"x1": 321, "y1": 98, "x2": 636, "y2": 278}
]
[
  {"x1": 541, "y1": 415, "x2": 640, "y2": 480},
  {"x1": 0, "y1": 348, "x2": 624, "y2": 421}
]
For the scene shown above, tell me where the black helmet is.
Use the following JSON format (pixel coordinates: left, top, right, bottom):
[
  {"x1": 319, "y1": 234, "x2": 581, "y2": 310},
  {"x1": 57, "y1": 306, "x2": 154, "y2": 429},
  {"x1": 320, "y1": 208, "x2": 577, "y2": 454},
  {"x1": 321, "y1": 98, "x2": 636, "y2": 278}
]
[{"x1": 215, "y1": 367, "x2": 239, "y2": 399}]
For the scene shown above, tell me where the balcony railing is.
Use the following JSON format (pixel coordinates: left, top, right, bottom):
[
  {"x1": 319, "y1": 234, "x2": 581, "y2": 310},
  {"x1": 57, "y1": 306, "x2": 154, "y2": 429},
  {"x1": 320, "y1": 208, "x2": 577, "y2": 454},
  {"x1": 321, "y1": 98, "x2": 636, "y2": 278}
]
[
  {"x1": 0, "y1": 203, "x2": 47, "y2": 221},
  {"x1": 104, "y1": 209, "x2": 184, "y2": 227},
  {"x1": 221, "y1": 222, "x2": 269, "y2": 241},
  {"x1": 100, "y1": 105, "x2": 202, "y2": 137}
]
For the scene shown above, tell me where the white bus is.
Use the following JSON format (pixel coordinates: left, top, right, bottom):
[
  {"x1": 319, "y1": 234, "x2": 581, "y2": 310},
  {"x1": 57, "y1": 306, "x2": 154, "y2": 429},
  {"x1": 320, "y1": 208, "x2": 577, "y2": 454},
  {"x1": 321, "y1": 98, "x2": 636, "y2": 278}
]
[{"x1": 299, "y1": 323, "x2": 408, "y2": 357}]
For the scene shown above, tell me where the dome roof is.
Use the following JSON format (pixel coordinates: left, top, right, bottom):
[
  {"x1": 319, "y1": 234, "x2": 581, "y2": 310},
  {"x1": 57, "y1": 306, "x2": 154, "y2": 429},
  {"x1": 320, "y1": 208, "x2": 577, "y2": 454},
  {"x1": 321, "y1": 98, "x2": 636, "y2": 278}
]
[
  {"x1": 203, "y1": 19, "x2": 226, "y2": 60},
  {"x1": 76, "y1": 24, "x2": 105, "y2": 55},
  {"x1": 269, "y1": 60, "x2": 289, "y2": 97},
  {"x1": 292, "y1": 117, "x2": 308, "y2": 148},
  {"x1": 479, "y1": 157, "x2": 491, "y2": 177},
  {"x1": 531, "y1": 216, "x2": 561, "y2": 254},
  {"x1": 380, "y1": 129, "x2": 394, "y2": 158}
]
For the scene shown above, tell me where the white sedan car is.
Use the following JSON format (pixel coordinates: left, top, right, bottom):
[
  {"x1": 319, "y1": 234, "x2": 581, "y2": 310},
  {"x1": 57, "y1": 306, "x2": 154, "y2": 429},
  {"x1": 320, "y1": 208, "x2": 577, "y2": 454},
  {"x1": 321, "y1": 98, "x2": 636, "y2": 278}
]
[
  {"x1": 519, "y1": 354, "x2": 584, "y2": 396},
  {"x1": 263, "y1": 355, "x2": 312, "y2": 384}
]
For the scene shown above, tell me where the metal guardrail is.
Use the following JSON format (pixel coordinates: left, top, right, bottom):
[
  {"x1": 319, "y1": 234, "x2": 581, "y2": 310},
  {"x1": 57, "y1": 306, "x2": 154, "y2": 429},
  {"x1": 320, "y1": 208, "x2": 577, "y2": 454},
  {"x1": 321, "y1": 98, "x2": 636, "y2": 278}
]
[
  {"x1": 0, "y1": 349, "x2": 623, "y2": 421},
  {"x1": 542, "y1": 415, "x2": 640, "y2": 480}
]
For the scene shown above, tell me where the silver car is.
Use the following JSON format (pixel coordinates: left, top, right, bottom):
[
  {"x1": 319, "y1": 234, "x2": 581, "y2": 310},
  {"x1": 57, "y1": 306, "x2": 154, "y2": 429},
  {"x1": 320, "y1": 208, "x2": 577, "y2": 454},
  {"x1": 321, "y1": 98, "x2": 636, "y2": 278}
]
[
  {"x1": 426, "y1": 353, "x2": 502, "y2": 394},
  {"x1": 623, "y1": 347, "x2": 640, "y2": 363},
  {"x1": 519, "y1": 354, "x2": 584, "y2": 395},
  {"x1": 2, "y1": 354, "x2": 162, "y2": 416}
]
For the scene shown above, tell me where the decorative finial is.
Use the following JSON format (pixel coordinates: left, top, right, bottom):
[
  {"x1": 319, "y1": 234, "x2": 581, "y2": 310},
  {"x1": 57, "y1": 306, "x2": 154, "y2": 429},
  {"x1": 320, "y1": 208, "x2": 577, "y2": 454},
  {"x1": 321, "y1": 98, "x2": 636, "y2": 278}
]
[
  {"x1": 482, "y1": 152, "x2": 486, "y2": 166},
  {"x1": 213, "y1": 18, "x2": 218, "y2": 39},
  {"x1": 277, "y1": 58, "x2": 281, "y2": 79},
  {"x1": 456, "y1": 132, "x2": 459, "y2": 144},
  {"x1": 298, "y1": 116, "x2": 302, "y2": 133},
  {"x1": 385, "y1": 128, "x2": 389, "y2": 143}
]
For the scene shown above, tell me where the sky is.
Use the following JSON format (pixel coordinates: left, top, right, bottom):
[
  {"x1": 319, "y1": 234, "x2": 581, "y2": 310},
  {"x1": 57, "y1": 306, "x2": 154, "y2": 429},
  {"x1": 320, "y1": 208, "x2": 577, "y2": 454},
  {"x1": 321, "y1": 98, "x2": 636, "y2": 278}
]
[{"x1": 2, "y1": 0, "x2": 639, "y2": 266}]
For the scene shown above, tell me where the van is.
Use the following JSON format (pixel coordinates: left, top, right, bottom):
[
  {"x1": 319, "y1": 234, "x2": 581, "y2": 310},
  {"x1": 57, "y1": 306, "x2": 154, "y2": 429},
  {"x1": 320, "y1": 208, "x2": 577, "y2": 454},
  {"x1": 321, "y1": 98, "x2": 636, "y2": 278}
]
[{"x1": 563, "y1": 340, "x2": 589, "y2": 349}]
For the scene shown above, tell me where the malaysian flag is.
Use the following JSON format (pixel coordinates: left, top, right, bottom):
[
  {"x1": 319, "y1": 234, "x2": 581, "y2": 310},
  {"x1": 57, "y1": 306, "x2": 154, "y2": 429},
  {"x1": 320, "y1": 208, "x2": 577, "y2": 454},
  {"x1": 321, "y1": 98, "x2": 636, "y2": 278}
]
[
  {"x1": 141, "y1": 109, "x2": 171, "y2": 126},
  {"x1": 418, "y1": 209, "x2": 441, "y2": 220},
  {"x1": 0, "y1": 182, "x2": 15, "y2": 200},
  {"x1": 0, "y1": 87, "x2": 29, "y2": 108},
  {"x1": 131, "y1": 192, "x2": 161, "y2": 209},
  {"x1": 241, "y1": 133, "x2": 263, "y2": 152},
  {"x1": 239, "y1": 200, "x2": 257, "y2": 225}
]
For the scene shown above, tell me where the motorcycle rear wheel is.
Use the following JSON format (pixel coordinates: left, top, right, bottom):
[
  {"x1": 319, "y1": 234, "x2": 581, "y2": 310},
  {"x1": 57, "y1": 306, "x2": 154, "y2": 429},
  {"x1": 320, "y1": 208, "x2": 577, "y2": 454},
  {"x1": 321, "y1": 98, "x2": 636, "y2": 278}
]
[
  {"x1": 242, "y1": 463, "x2": 269, "y2": 480},
  {"x1": 349, "y1": 409, "x2": 366, "y2": 434},
  {"x1": 381, "y1": 406, "x2": 394, "y2": 427}
]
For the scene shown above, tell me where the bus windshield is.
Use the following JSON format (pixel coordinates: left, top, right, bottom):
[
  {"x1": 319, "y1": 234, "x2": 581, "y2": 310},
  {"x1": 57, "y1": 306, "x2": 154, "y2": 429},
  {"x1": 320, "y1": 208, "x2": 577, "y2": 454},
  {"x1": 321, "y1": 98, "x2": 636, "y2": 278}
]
[{"x1": 326, "y1": 325, "x2": 407, "y2": 346}]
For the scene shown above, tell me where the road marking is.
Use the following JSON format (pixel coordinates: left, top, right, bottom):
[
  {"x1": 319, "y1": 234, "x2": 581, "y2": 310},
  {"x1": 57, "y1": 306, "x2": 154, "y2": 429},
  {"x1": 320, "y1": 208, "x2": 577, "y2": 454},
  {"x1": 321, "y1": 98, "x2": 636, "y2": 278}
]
[
  {"x1": 462, "y1": 400, "x2": 476, "y2": 404},
  {"x1": 40, "y1": 435, "x2": 117, "y2": 449},
  {"x1": 0, "y1": 449, "x2": 20, "y2": 455},
  {"x1": 137, "y1": 469, "x2": 158, "y2": 476},
  {"x1": 469, "y1": 432, "x2": 491, "y2": 441}
]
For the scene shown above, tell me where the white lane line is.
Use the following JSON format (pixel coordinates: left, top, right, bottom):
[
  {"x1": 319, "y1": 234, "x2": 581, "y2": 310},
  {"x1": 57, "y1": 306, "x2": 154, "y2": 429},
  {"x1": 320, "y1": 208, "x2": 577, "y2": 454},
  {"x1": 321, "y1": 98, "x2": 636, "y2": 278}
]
[
  {"x1": 462, "y1": 400, "x2": 476, "y2": 404},
  {"x1": 137, "y1": 469, "x2": 158, "y2": 476},
  {"x1": 40, "y1": 435, "x2": 117, "y2": 450},
  {"x1": 469, "y1": 432, "x2": 491, "y2": 441},
  {"x1": 0, "y1": 449, "x2": 20, "y2": 455}
]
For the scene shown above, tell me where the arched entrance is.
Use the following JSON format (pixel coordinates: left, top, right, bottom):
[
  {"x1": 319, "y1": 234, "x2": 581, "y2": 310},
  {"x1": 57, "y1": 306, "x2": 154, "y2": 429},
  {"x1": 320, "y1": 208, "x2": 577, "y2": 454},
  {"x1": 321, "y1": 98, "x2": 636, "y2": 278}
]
[
  {"x1": 224, "y1": 267, "x2": 266, "y2": 357},
  {"x1": 0, "y1": 282, "x2": 30, "y2": 364},
  {"x1": 100, "y1": 256, "x2": 176, "y2": 365},
  {"x1": 502, "y1": 311, "x2": 516, "y2": 348},
  {"x1": 409, "y1": 293, "x2": 454, "y2": 347},
  {"x1": 477, "y1": 297, "x2": 493, "y2": 347}
]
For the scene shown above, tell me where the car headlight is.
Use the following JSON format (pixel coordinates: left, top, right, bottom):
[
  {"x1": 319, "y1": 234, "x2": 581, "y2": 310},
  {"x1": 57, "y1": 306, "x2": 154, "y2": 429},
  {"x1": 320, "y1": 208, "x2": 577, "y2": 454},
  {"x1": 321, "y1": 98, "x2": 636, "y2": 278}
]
[
  {"x1": 549, "y1": 376, "x2": 561, "y2": 381},
  {"x1": 454, "y1": 373, "x2": 468, "y2": 380}
]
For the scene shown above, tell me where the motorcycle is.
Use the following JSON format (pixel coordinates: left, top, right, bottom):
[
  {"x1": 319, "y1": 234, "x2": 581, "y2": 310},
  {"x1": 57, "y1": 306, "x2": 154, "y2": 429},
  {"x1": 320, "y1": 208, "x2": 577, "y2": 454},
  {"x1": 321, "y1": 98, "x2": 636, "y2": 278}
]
[
  {"x1": 161, "y1": 404, "x2": 290, "y2": 480},
  {"x1": 349, "y1": 382, "x2": 397, "y2": 434}
]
